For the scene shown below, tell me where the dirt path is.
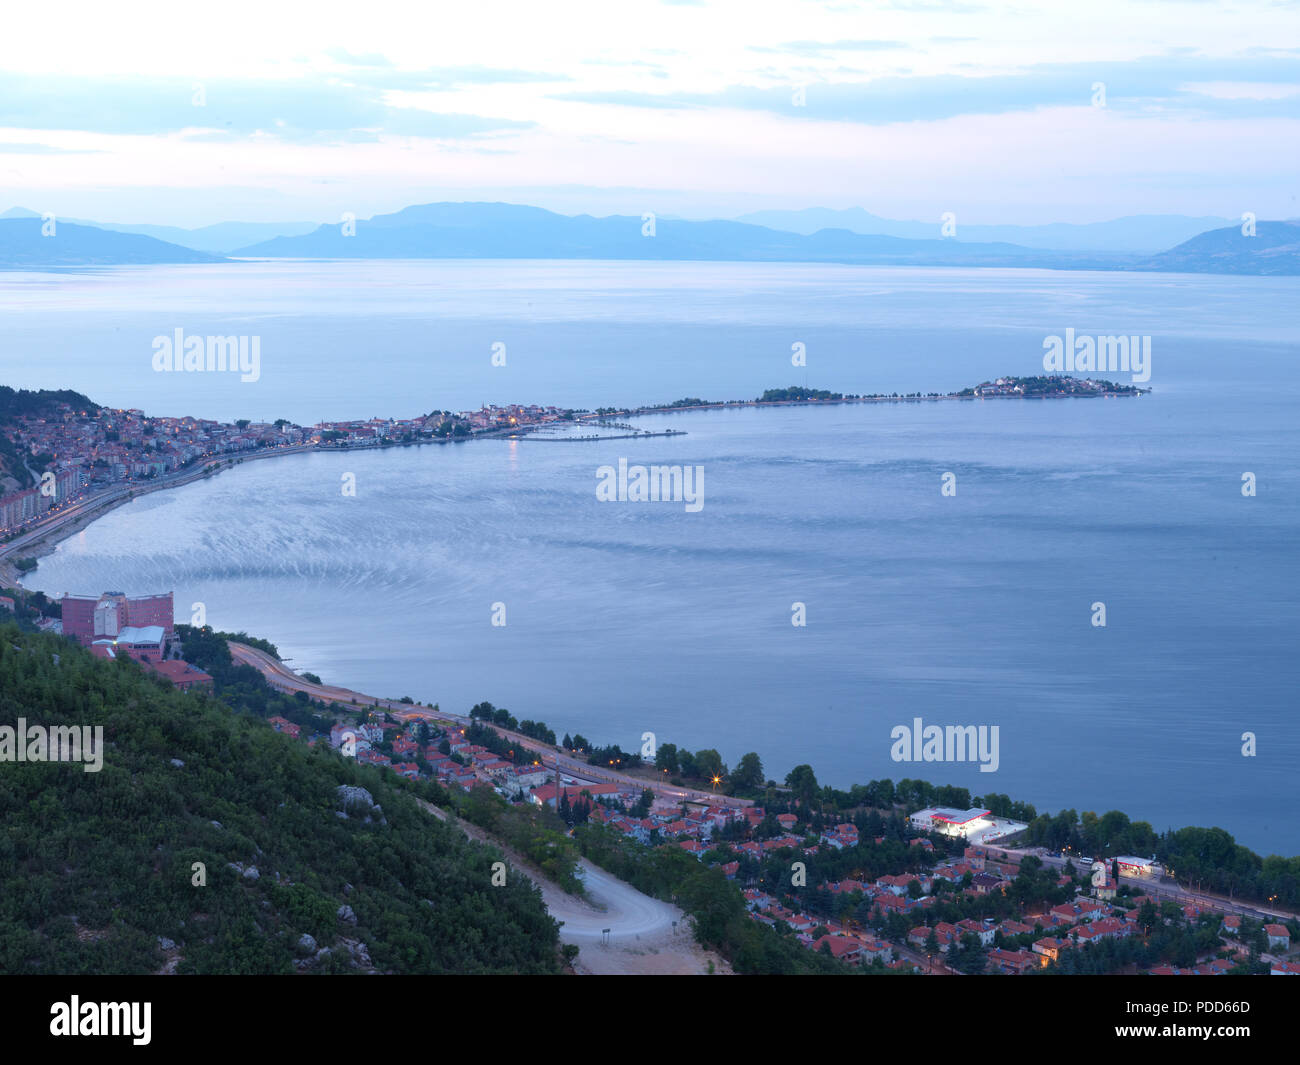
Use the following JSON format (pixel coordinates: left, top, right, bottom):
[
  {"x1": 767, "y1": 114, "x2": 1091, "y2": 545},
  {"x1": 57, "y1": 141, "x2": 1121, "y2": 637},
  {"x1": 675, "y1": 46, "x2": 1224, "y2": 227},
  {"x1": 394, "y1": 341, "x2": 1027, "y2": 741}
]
[{"x1": 417, "y1": 799, "x2": 728, "y2": 975}]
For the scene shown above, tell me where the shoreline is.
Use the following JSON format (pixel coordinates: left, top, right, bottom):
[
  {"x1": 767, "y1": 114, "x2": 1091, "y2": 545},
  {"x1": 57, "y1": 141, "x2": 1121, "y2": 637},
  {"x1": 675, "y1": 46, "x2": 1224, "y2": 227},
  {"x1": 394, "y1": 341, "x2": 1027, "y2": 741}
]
[
  {"x1": 230, "y1": 641, "x2": 751, "y2": 811},
  {"x1": 1, "y1": 382, "x2": 1147, "y2": 588},
  {"x1": 227, "y1": 642, "x2": 1300, "y2": 914},
  {"x1": 0, "y1": 442, "x2": 319, "y2": 588},
  {"x1": 6, "y1": 415, "x2": 1297, "y2": 878}
]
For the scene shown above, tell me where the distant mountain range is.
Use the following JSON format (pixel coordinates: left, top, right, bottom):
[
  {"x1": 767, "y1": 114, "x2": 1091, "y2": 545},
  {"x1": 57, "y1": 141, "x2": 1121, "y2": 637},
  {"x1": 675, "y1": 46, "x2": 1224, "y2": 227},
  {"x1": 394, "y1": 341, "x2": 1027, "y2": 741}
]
[
  {"x1": 2, "y1": 202, "x2": 1297, "y2": 274},
  {"x1": 230, "y1": 204, "x2": 1300, "y2": 274},
  {"x1": 0, "y1": 217, "x2": 224, "y2": 266},
  {"x1": 230, "y1": 201, "x2": 1140, "y2": 268},
  {"x1": 1141, "y1": 220, "x2": 1300, "y2": 275},
  {"x1": 734, "y1": 207, "x2": 1238, "y2": 254},
  {"x1": 0, "y1": 207, "x2": 315, "y2": 254}
]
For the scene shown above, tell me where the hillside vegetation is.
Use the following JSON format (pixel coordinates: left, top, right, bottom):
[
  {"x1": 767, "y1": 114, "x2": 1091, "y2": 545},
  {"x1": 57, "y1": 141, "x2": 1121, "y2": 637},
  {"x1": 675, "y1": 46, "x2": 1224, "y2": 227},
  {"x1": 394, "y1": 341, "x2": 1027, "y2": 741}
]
[{"x1": 0, "y1": 624, "x2": 561, "y2": 974}]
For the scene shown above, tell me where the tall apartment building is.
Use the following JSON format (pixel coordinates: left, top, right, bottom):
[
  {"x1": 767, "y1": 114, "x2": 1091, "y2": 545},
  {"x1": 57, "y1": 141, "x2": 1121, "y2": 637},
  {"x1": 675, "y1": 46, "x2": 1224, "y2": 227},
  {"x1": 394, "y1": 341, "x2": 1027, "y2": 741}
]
[{"x1": 0, "y1": 469, "x2": 84, "y2": 533}]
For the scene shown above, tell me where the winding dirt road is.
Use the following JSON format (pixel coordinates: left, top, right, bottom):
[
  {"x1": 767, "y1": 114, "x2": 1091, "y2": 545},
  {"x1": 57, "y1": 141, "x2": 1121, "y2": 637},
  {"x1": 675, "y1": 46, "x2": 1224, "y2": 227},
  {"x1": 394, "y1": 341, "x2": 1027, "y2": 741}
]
[
  {"x1": 240, "y1": 647, "x2": 731, "y2": 974},
  {"x1": 420, "y1": 800, "x2": 726, "y2": 975}
]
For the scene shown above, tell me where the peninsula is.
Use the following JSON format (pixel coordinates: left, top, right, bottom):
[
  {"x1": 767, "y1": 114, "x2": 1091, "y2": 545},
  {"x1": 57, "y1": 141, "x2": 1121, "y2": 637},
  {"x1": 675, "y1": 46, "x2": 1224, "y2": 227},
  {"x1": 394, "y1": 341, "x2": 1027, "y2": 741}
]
[{"x1": 0, "y1": 374, "x2": 1147, "y2": 579}]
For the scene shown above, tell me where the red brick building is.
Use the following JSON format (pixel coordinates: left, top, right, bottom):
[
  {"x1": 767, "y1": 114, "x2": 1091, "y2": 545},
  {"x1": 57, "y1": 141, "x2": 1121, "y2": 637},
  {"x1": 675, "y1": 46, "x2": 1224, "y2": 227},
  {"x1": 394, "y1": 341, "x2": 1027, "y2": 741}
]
[{"x1": 61, "y1": 591, "x2": 175, "y2": 645}]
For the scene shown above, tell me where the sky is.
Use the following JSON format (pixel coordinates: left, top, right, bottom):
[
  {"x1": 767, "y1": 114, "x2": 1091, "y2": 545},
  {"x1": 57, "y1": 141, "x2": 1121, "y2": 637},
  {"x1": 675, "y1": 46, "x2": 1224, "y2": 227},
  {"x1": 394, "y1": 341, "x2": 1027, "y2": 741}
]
[{"x1": 0, "y1": 0, "x2": 1297, "y2": 227}]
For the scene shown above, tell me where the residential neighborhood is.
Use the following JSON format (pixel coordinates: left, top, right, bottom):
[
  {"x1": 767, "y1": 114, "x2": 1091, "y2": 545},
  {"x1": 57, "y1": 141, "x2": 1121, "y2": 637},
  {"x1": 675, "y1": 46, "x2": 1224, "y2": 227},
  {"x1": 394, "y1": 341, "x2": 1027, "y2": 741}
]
[
  {"x1": 288, "y1": 705, "x2": 1300, "y2": 977},
  {"x1": 0, "y1": 394, "x2": 573, "y2": 536}
]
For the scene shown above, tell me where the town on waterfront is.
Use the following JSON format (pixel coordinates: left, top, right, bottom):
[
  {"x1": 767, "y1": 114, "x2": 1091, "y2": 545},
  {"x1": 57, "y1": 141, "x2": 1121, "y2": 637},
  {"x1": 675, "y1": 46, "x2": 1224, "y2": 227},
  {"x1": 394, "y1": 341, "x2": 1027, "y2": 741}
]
[
  {"x1": 0, "y1": 374, "x2": 1146, "y2": 543},
  {"x1": 1, "y1": 0, "x2": 1296, "y2": 1026}
]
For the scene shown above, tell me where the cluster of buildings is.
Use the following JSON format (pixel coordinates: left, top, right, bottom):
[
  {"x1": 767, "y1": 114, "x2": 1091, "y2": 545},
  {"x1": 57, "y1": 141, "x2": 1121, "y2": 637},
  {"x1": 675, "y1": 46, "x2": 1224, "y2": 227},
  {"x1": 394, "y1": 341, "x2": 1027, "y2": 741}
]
[
  {"x1": 971, "y1": 377, "x2": 1029, "y2": 397},
  {"x1": 314, "y1": 404, "x2": 567, "y2": 444},
  {"x1": 459, "y1": 404, "x2": 565, "y2": 432},
  {"x1": 734, "y1": 842, "x2": 1028, "y2": 969},
  {"x1": 267, "y1": 705, "x2": 1300, "y2": 980},
  {"x1": 970, "y1": 376, "x2": 1122, "y2": 398},
  {"x1": 1, "y1": 396, "x2": 576, "y2": 537},
  {"x1": 0, "y1": 469, "x2": 84, "y2": 533},
  {"x1": 580, "y1": 802, "x2": 1297, "y2": 976},
  {"x1": 1147, "y1": 913, "x2": 1296, "y2": 975},
  {"x1": 0, "y1": 399, "x2": 311, "y2": 534},
  {"x1": 908, "y1": 806, "x2": 1026, "y2": 843},
  {"x1": 9, "y1": 403, "x2": 309, "y2": 486},
  {"x1": 324, "y1": 720, "x2": 551, "y2": 793},
  {"x1": 589, "y1": 794, "x2": 752, "y2": 848},
  {"x1": 60, "y1": 590, "x2": 211, "y2": 690}
]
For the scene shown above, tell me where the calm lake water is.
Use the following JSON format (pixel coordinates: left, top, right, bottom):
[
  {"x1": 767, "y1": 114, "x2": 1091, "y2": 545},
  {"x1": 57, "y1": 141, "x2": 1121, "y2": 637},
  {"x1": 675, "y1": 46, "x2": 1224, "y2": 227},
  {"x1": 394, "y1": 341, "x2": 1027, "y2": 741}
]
[{"x1": 10, "y1": 260, "x2": 1300, "y2": 855}]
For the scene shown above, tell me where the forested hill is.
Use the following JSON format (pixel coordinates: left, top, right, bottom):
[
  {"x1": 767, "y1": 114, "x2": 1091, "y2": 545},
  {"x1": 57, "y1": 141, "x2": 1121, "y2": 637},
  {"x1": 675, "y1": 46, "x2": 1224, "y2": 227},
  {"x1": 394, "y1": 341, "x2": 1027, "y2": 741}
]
[
  {"x1": 0, "y1": 385, "x2": 99, "y2": 424},
  {"x1": 0, "y1": 386, "x2": 100, "y2": 488},
  {"x1": 0, "y1": 624, "x2": 561, "y2": 974}
]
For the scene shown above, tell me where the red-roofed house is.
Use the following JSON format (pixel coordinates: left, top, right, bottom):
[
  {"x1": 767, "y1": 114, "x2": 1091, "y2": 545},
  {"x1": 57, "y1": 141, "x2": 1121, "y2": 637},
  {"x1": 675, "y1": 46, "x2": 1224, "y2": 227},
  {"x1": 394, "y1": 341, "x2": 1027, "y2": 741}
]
[
  {"x1": 1265, "y1": 924, "x2": 1291, "y2": 951},
  {"x1": 988, "y1": 948, "x2": 1039, "y2": 974},
  {"x1": 812, "y1": 935, "x2": 865, "y2": 964},
  {"x1": 147, "y1": 659, "x2": 213, "y2": 691}
]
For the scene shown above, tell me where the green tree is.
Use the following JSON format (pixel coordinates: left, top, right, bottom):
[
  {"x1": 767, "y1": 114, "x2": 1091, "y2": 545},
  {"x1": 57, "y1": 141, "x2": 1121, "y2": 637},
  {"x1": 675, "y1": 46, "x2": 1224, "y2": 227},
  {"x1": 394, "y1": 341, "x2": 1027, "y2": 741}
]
[
  {"x1": 732, "y1": 752, "x2": 764, "y2": 791},
  {"x1": 786, "y1": 764, "x2": 819, "y2": 807},
  {"x1": 631, "y1": 789, "x2": 654, "y2": 819},
  {"x1": 695, "y1": 749, "x2": 726, "y2": 784}
]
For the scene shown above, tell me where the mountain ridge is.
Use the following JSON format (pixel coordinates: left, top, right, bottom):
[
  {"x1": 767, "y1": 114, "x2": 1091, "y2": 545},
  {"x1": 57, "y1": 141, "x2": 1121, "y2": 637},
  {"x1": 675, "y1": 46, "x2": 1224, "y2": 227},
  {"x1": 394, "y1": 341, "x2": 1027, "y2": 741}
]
[
  {"x1": 0, "y1": 218, "x2": 225, "y2": 266},
  {"x1": 3, "y1": 203, "x2": 1297, "y2": 274},
  {"x1": 735, "y1": 207, "x2": 1239, "y2": 253}
]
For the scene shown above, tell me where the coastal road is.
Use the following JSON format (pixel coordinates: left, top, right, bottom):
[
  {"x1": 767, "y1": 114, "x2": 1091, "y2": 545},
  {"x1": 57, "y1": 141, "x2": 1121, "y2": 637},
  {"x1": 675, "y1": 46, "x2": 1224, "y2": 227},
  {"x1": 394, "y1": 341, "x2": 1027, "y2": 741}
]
[
  {"x1": 0, "y1": 443, "x2": 319, "y2": 568},
  {"x1": 993, "y1": 846, "x2": 1298, "y2": 923},
  {"x1": 229, "y1": 641, "x2": 752, "y2": 809},
  {"x1": 0, "y1": 484, "x2": 132, "y2": 558}
]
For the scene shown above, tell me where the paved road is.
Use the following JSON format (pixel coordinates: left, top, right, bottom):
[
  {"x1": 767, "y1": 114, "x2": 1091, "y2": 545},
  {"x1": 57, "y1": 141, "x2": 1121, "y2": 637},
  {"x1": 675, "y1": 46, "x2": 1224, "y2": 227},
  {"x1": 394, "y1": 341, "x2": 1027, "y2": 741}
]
[
  {"x1": 1, "y1": 444, "x2": 318, "y2": 564},
  {"x1": 230, "y1": 641, "x2": 751, "y2": 808},
  {"x1": 995, "y1": 846, "x2": 1297, "y2": 922}
]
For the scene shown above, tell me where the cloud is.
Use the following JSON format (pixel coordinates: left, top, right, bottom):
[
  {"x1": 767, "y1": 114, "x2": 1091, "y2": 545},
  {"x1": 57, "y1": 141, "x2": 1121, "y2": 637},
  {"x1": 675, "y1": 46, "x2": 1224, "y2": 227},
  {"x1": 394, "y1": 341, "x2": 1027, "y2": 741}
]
[
  {"x1": 0, "y1": 72, "x2": 535, "y2": 141},
  {"x1": 555, "y1": 53, "x2": 1300, "y2": 123},
  {"x1": 325, "y1": 48, "x2": 394, "y2": 68},
  {"x1": 751, "y1": 39, "x2": 909, "y2": 56},
  {"x1": 1181, "y1": 81, "x2": 1300, "y2": 100},
  {"x1": 0, "y1": 142, "x2": 102, "y2": 154}
]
